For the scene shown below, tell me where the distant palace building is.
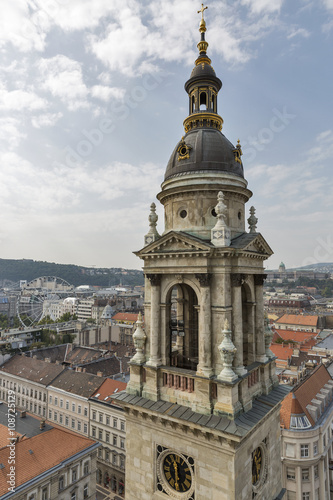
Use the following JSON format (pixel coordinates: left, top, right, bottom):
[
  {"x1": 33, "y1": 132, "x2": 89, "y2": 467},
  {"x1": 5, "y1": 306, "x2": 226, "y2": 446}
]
[{"x1": 266, "y1": 262, "x2": 328, "y2": 283}]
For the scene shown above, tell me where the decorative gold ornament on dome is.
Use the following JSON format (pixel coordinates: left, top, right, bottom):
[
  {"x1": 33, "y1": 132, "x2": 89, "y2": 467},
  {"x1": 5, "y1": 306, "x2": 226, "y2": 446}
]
[{"x1": 233, "y1": 139, "x2": 243, "y2": 164}]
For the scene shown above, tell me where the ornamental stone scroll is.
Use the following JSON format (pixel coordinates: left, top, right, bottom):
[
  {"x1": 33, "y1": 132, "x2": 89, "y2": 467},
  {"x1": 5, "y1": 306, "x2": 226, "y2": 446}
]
[{"x1": 146, "y1": 274, "x2": 161, "y2": 286}]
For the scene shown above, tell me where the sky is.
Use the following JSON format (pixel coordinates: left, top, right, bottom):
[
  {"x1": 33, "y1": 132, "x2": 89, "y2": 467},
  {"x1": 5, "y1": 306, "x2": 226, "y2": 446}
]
[{"x1": 0, "y1": 0, "x2": 332, "y2": 271}]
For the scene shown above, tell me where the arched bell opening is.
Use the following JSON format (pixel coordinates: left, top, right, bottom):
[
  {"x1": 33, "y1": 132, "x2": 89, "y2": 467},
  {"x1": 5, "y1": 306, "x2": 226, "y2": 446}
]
[
  {"x1": 191, "y1": 95, "x2": 195, "y2": 113},
  {"x1": 199, "y1": 91, "x2": 207, "y2": 110},
  {"x1": 165, "y1": 284, "x2": 198, "y2": 371}
]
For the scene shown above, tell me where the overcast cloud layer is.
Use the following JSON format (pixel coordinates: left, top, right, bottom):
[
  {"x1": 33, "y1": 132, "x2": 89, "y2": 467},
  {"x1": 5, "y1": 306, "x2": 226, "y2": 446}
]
[{"x1": 0, "y1": 0, "x2": 332, "y2": 271}]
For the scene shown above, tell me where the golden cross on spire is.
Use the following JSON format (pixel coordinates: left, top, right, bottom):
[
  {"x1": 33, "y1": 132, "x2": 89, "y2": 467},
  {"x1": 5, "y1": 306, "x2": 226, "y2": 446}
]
[{"x1": 198, "y1": 3, "x2": 208, "y2": 20}]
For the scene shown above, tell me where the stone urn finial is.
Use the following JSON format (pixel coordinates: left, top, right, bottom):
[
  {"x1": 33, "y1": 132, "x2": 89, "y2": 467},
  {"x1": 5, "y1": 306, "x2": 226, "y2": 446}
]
[
  {"x1": 211, "y1": 191, "x2": 231, "y2": 247},
  {"x1": 131, "y1": 312, "x2": 146, "y2": 364},
  {"x1": 217, "y1": 319, "x2": 238, "y2": 383},
  {"x1": 248, "y1": 206, "x2": 258, "y2": 233},
  {"x1": 144, "y1": 202, "x2": 160, "y2": 246}
]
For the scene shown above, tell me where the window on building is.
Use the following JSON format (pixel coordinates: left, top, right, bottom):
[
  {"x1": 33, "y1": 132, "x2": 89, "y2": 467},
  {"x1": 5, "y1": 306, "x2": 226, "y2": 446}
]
[
  {"x1": 78, "y1": 405, "x2": 81, "y2": 414},
  {"x1": 84, "y1": 406, "x2": 88, "y2": 417},
  {"x1": 98, "y1": 447, "x2": 102, "y2": 458},
  {"x1": 54, "y1": 411, "x2": 58, "y2": 422},
  {"x1": 60, "y1": 398, "x2": 63, "y2": 408},
  {"x1": 84, "y1": 423, "x2": 88, "y2": 434},
  {"x1": 54, "y1": 396, "x2": 58, "y2": 406},
  {"x1": 71, "y1": 492, "x2": 76, "y2": 500},
  {"x1": 98, "y1": 429, "x2": 103, "y2": 440},
  {"x1": 72, "y1": 403, "x2": 75, "y2": 412},
  {"x1": 120, "y1": 455, "x2": 125, "y2": 468},
  {"x1": 113, "y1": 435, "x2": 117, "y2": 446},
  {"x1": 105, "y1": 449, "x2": 110, "y2": 461},
  {"x1": 302, "y1": 493, "x2": 310, "y2": 500},
  {"x1": 314, "y1": 441, "x2": 318, "y2": 456},
  {"x1": 113, "y1": 418, "x2": 117, "y2": 428},
  {"x1": 323, "y1": 434, "x2": 326, "y2": 447},
  {"x1": 120, "y1": 421, "x2": 125, "y2": 432},
  {"x1": 92, "y1": 411, "x2": 96, "y2": 421},
  {"x1": 315, "y1": 488, "x2": 319, "y2": 500},
  {"x1": 302, "y1": 469, "x2": 309, "y2": 481},
  {"x1": 301, "y1": 444, "x2": 309, "y2": 458},
  {"x1": 72, "y1": 467, "x2": 78, "y2": 482},
  {"x1": 105, "y1": 432, "x2": 110, "y2": 444},
  {"x1": 83, "y1": 461, "x2": 89, "y2": 475},
  {"x1": 65, "y1": 416, "x2": 69, "y2": 426},
  {"x1": 112, "y1": 453, "x2": 117, "y2": 465},
  {"x1": 77, "y1": 421, "x2": 81, "y2": 432},
  {"x1": 314, "y1": 464, "x2": 319, "y2": 479},
  {"x1": 287, "y1": 492, "x2": 296, "y2": 500},
  {"x1": 287, "y1": 467, "x2": 295, "y2": 480},
  {"x1": 48, "y1": 410, "x2": 52, "y2": 419},
  {"x1": 285, "y1": 443, "x2": 295, "y2": 458},
  {"x1": 42, "y1": 487, "x2": 48, "y2": 500},
  {"x1": 59, "y1": 476, "x2": 64, "y2": 490},
  {"x1": 66, "y1": 400, "x2": 69, "y2": 410},
  {"x1": 59, "y1": 413, "x2": 63, "y2": 424},
  {"x1": 83, "y1": 484, "x2": 88, "y2": 499},
  {"x1": 106, "y1": 416, "x2": 110, "y2": 425},
  {"x1": 92, "y1": 427, "x2": 96, "y2": 438},
  {"x1": 71, "y1": 419, "x2": 75, "y2": 429},
  {"x1": 120, "y1": 438, "x2": 125, "y2": 449},
  {"x1": 99, "y1": 413, "x2": 103, "y2": 423},
  {"x1": 49, "y1": 395, "x2": 52, "y2": 404}
]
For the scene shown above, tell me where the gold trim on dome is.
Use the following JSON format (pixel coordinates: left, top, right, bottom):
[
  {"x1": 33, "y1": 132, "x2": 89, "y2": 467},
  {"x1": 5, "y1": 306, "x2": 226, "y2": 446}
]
[{"x1": 183, "y1": 113, "x2": 223, "y2": 133}]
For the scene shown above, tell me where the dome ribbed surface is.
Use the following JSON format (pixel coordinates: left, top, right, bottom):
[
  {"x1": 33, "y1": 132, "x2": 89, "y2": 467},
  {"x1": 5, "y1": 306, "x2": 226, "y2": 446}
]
[{"x1": 164, "y1": 128, "x2": 244, "y2": 181}]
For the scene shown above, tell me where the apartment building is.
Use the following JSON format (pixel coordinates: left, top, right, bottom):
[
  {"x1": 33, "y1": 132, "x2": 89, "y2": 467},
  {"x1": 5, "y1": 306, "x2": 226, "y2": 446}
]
[
  {"x1": 47, "y1": 369, "x2": 105, "y2": 435},
  {"x1": 89, "y1": 378, "x2": 127, "y2": 496},
  {"x1": 280, "y1": 364, "x2": 333, "y2": 500},
  {"x1": 0, "y1": 425, "x2": 98, "y2": 499},
  {"x1": 0, "y1": 354, "x2": 64, "y2": 417}
]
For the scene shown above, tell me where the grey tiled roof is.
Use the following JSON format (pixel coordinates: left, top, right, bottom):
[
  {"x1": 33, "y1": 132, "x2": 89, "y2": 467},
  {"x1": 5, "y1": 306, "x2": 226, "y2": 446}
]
[{"x1": 112, "y1": 384, "x2": 291, "y2": 437}]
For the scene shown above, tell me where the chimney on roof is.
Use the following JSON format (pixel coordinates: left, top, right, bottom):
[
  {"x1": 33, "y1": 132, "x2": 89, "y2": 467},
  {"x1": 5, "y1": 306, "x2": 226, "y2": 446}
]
[
  {"x1": 83, "y1": 368, "x2": 86, "y2": 373},
  {"x1": 45, "y1": 358, "x2": 51, "y2": 363},
  {"x1": 76, "y1": 367, "x2": 82, "y2": 372},
  {"x1": 20, "y1": 411, "x2": 26, "y2": 418},
  {"x1": 97, "y1": 371, "x2": 103, "y2": 377},
  {"x1": 40, "y1": 420, "x2": 45, "y2": 430},
  {"x1": 33, "y1": 355, "x2": 37, "y2": 359}
]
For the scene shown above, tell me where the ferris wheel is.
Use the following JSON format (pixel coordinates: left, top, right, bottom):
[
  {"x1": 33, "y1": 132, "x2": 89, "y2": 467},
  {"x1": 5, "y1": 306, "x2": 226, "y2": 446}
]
[{"x1": 17, "y1": 276, "x2": 75, "y2": 327}]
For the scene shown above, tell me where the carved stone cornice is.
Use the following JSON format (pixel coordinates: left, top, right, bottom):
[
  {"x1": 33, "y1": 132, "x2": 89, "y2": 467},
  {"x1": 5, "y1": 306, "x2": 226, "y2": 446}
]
[
  {"x1": 230, "y1": 273, "x2": 245, "y2": 287},
  {"x1": 195, "y1": 273, "x2": 212, "y2": 287},
  {"x1": 253, "y1": 274, "x2": 267, "y2": 286},
  {"x1": 146, "y1": 274, "x2": 161, "y2": 286}
]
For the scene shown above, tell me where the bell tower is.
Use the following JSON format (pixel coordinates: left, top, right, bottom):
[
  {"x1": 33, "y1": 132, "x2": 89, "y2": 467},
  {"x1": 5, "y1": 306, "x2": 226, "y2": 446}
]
[{"x1": 114, "y1": 5, "x2": 290, "y2": 500}]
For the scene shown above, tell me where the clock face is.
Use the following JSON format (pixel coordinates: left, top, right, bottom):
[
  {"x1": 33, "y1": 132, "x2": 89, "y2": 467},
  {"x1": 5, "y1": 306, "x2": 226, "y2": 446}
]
[
  {"x1": 163, "y1": 453, "x2": 193, "y2": 493},
  {"x1": 252, "y1": 447, "x2": 263, "y2": 486}
]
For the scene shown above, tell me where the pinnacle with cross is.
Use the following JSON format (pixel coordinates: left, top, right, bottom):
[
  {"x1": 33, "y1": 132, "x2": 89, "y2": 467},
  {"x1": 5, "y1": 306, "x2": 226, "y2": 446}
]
[{"x1": 198, "y1": 3, "x2": 208, "y2": 20}]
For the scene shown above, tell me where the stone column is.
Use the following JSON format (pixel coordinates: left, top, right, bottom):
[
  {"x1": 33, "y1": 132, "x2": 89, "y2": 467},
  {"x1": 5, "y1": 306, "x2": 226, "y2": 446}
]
[
  {"x1": 254, "y1": 274, "x2": 267, "y2": 362},
  {"x1": 319, "y1": 457, "x2": 325, "y2": 500},
  {"x1": 146, "y1": 274, "x2": 162, "y2": 367},
  {"x1": 195, "y1": 273, "x2": 213, "y2": 378},
  {"x1": 231, "y1": 273, "x2": 247, "y2": 376}
]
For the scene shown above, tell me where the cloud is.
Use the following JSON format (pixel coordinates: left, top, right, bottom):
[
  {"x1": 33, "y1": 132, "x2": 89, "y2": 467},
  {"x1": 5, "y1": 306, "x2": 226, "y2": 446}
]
[
  {"x1": 37, "y1": 55, "x2": 89, "y2": 110},
  {"x1": 286, "y1": 27, "x2": 311, "y2": 39},
  {"x1": 31, "y1": 113, "x2": 63, "y2": 128},
  {"x1": 0, "y1": 118, "x2": 26, "y2": 150},
  {"x1": 91, "y1": 85, "x2": 125, "y2": 101},
  {"x1": 241, "y1": 0, "x2": 284, "y2": 14},
  {"x1": 322, "y1": 0, "x2": 333, "y2": 10},
  {"x1": 0, "y1": 85, "x2": 48, "y2": 112}
]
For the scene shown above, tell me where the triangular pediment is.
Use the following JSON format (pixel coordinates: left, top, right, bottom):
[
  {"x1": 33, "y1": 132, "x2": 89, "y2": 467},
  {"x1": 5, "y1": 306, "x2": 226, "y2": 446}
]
[
  {"x1": 135, "y1": 231, "x2": 213, "y2": 258},
  {"x1": 230, "y1": 232, "x2": 273, "y2": 256}
]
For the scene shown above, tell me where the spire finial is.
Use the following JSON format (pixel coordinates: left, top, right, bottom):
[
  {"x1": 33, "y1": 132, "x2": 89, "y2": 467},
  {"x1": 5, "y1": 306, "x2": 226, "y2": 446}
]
[
  {"x1": 144, "y1": 202, "x2": 160, "y2": 246},
  {"x1": 211, "y1": 191, "x2": 231, "y2": 247},
  {"x1": 197, "y1": 3, "x2": 208, "y2": 34},
  {"x1": 248, "y1": 206, "x2": 258, "y2": 234}
]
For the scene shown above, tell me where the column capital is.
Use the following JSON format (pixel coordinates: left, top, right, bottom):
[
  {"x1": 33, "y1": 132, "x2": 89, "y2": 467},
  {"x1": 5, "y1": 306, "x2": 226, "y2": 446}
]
[
  {"x1": 230, "y1": 273, "x2": 245, "y2": 287},
  {"x1": 146, "y1": 274, "x2": 161, "y2": 286},
  {"x1": 195, "y1": 273, "x2": 212, "y2": 287},
  {"x1": 253, "y1": 274, "x2": 267, "y2": 286}
]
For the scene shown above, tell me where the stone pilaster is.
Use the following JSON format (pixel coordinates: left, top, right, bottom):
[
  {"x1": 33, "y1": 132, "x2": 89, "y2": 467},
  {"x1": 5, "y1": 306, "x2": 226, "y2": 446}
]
[
  {"x1": 231, "y1": 273, "x2": 247, "y2": 376},
  {"x1": 195, "y1": 273, "x2": 213, "y2": 378},
  {"x1": 254, "y1": 274, "x2": 267, "y2": 363},
  {"x1": 146, "y1": 274, "x2": 162, "y2": 367}
]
